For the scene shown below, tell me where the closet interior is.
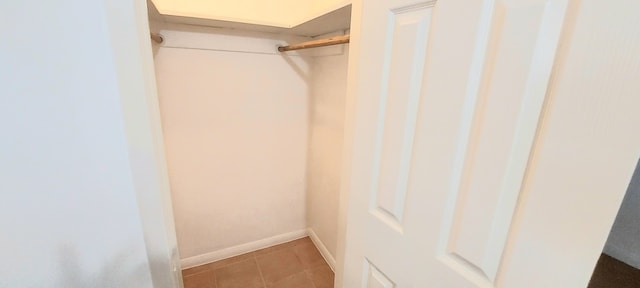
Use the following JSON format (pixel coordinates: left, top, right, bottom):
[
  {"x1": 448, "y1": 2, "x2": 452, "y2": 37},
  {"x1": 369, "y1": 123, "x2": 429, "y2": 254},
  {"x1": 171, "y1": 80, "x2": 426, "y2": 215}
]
[{"x1": 147, "y1": 0, "x2": 352, "y2": 286}]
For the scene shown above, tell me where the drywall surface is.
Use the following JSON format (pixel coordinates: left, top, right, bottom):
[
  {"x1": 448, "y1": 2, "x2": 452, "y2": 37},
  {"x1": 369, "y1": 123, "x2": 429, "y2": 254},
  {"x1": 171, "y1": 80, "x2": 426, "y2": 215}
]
[
  {"x1": 151, "y1": 0, "x2": 350, "y2": 28},
  {"x1": 151, "y1": 0, "x2": 310, "y2": 27},
  {"x1": 306, "y1": 41, "x2": 350, "y2": 262},
  {"x1": 0, "y1": 0, "x2": 172, "y2": 287},
  {"x1": 312, "y1": 0, "x2": 351, "y2": 15},
  {"x1": 153, "y1": 25, "x2": 310, "y2": 262},
  {"x1": 604, "y1": 160, "x2": 640, "y2": 269}
]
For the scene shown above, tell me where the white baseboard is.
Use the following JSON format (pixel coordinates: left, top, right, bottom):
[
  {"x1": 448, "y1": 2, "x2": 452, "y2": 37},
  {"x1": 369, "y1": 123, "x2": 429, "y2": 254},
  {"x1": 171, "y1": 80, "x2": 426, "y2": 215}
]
[
  {"x1": 307, "y1": 228, "x2": 336, "y2": 272},
  {"x1": 180, "y1": 229, "x2": 307, "y2": 269}
]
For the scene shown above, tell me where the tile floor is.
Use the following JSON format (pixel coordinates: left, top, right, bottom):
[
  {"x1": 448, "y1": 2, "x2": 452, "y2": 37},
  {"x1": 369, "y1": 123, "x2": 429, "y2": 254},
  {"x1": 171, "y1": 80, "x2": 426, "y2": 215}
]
[
  {"x1": 182, "y1": 237, "x2": 334, "y2": 288},
  {"x1": 588, "y1": 253, "x2": 640, "y2": 288}
]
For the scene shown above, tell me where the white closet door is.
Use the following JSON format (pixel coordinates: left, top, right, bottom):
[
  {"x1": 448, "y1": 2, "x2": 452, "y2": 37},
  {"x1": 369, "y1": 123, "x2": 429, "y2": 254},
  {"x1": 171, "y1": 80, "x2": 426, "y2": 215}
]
[{"x1": 340, "y1": 0, "x2": 640, "y2": 287}]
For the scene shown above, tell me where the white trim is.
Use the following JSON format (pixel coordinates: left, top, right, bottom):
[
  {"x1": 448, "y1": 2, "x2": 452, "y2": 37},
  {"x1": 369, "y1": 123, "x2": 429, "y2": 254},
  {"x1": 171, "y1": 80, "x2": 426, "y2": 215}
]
[
  {"x1": 180, "y1": 229, "x2": 307, "y2": 269},
  {"x1": 307, "y1": 228, "x2": 337, "y2": 272},
  {"x1": 104, "y1": 0, "x2": 183, "y2": 286},
  {"x1": 157, "y1": 23, "x2": 310, "y2": 56}
]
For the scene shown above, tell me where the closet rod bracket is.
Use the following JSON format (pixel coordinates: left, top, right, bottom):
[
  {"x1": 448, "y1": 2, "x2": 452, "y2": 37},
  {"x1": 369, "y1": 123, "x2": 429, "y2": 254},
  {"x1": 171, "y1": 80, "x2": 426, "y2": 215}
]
[{"x1": 150, "y1": 32, "x2": 164, "y2": 44}]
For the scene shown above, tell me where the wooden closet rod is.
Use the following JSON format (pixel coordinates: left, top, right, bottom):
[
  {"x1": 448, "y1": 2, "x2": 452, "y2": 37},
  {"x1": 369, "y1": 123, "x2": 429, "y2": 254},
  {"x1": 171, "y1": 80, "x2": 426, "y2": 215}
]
[
  {"x1": 150, "y1": 32, "x2": 164, "y2": 44},
  {"x1": 278, "y1": 35, "x2": 350, "y2": 52}
]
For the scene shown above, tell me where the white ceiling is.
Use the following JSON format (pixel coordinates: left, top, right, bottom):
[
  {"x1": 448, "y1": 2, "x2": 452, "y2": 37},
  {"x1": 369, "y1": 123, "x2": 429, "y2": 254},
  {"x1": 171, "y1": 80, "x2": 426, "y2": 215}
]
[{"x1": 148, "y1": 0, "x2": 351, "y2": 37}]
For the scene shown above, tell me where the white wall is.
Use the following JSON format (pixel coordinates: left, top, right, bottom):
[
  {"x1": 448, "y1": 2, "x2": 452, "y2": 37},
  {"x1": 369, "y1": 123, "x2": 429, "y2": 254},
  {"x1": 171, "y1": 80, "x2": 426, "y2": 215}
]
[
  {"x1": 0, "y1": 0, "x2": 178, "y2": 287},
  {"x1": 152, "y1": 24, "x2": 312, "y2": 267},
  {"x1": 152, "y1": 0, "x2": 310, "y2": 27},
  {"x1": 306, "y1": 36, "x2": 350, "y2": 269},
  {"x1": 604, "y1": 160, "x2": 640, "y2": 269},
  {"x1": 151, "y1": 0, "x2": 350, "y2": 28},
  {"x1": 312, "y1": 0, "x2": 351, "y2": 14}
]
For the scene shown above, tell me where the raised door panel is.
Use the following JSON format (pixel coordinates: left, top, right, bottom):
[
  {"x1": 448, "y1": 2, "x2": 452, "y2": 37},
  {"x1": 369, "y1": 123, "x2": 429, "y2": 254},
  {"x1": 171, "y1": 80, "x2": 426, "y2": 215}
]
[
  {"x1": 371, "y1": 1, "x2": 435, "y2": 233},
  {"x1": 436, "y1": 0, "x2": 570, "y2": 286}
]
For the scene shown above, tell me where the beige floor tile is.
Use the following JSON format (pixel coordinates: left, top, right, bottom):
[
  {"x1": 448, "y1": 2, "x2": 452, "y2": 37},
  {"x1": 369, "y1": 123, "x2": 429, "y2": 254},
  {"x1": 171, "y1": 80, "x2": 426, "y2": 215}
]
[
  {"x1": 209, "y1": 252, "x2": 256, "y2": 270},
  {"x1": 183, "y1": 270, "x2": 216, "y2": 288},
  {"x1": 215, "y1": 259, "x2": 264, "y2": 288},
  {"x1": 256, "y1": 248, "x2": 305, "y2": 285},
  {"x1": 293, "y1": 242, "x2": 327, "y2": 269},
  {"x1": 183, "y1": 264, "x2": 213, "y2": 277},
  {"x1": 253, "y1": 237, "x2": 312, "y2": 257},
  {"x1": 182, "y1": 237, "x2": 335, "y2": 288},
  {"x1": 268, "y1": 271, "x2": 315, "y2": 288},
  {"x1": 183, "y1": 252, "x2": 255, "y2": 277},
  {"x1": 307, "y1": 265, "x2": 334, "y2": 288}
]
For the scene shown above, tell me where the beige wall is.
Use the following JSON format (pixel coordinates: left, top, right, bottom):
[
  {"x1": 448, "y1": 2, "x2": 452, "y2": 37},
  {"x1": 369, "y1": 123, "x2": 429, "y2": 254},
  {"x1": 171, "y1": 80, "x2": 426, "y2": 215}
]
[
  {"x1": 153, "y1": 24, "x2": 312, "y2": 267},
  {"x1": 306, "y1": 40, "x2": 349, "y2": 268}
]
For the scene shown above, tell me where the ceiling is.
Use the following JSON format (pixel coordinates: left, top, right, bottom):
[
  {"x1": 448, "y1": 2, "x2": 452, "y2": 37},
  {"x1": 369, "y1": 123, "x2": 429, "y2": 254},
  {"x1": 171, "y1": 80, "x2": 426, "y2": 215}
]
[{"x1": 148, "y1": 0, "x2": 351, "y2": 37}]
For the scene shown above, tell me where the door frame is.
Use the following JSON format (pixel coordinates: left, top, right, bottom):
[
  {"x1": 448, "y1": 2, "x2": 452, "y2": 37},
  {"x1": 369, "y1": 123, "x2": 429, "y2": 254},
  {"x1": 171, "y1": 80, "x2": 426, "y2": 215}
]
[{"x1": 106, "y1": 0, "x2": 183, "y2": 286}]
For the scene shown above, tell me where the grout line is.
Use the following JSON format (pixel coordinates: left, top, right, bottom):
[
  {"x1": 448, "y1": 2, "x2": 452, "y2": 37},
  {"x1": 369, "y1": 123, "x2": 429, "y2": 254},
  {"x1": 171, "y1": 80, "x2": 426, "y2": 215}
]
[
  {"x1": 180, "y1": 230, "x2": 307, "y2": 269},
  {"x1": 212, "y1": 269, "x2": 218, "y2": 288},
  {"x1": 254, "y1": 254, "x2": 268, "y2": 288},
  {"x1": 187, "y1": 237, "x2": 319, "y2": 287},
  {"x1": 305, "y1": 268, "x2": 317, "y2": 288}
]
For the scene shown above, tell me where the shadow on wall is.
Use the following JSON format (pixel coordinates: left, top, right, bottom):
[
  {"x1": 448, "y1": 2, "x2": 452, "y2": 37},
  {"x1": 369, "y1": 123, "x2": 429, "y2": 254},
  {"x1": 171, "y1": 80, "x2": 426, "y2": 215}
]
[
  {"x1": 57, "y1": 245, "x2": 152, "y2": 288},
  {"x1": 152, "y1": 41, "x2": 161, "y2": 57},
  {"x1": 280, "y1": 53, "x2": 313, "y2": 86},
  {"x1": 603, "y1": 158, "x2": 640, "y2": 269}
]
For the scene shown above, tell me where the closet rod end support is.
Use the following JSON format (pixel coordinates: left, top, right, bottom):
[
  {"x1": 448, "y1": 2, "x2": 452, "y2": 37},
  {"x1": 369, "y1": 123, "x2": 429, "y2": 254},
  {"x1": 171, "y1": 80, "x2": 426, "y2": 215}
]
[{"x1": 151, "y1": 33, "x2": 164, "y2": 44}]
